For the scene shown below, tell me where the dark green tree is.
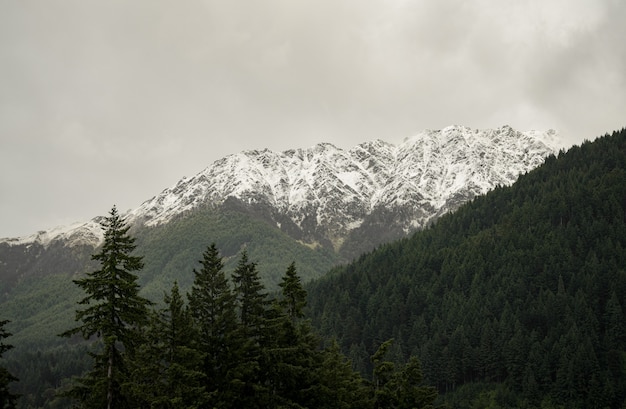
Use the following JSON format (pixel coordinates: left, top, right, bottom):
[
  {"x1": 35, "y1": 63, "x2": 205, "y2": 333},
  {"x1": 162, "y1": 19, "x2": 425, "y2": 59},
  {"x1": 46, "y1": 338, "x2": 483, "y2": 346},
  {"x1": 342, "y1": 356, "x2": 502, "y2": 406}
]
[
  {"x1": 187, "y1": 243, "x2": 239, "y2": 407},
  {"x1": 0, "y1": 320, "x2": 18, "y2": 409},
  {"x1": 395, "y1": 357, "x2": 438, "y2": 409},
  {"x1": 316, "y1": 339, "x2": 371, "y2": 409},
  {"x1": 262, "y1": 262, "x2": 322, "y2": 407},
  {"x1": 371, "y1": 339, "x2": 398, "y2": 408},
  {"x1": 278, "y1": 261, "x2": 307, "y2": 321},
  {"x1": 231, "y1": 250, "x2": 269, "y2": 408},
  {"x1": 128, "y1": 282, "x2": 208, "y2": 408},
  {"x1": 60, "y1": 206, "x2": 152, "y2": 409},
  {"x1": 371, "y1": 340, "x2": 438, "y2": 409}
]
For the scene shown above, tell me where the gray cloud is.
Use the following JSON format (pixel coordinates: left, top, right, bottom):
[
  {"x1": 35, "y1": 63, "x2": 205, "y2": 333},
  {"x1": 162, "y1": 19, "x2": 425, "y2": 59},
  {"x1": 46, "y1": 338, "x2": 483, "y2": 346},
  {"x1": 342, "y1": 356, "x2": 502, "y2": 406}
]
[{"x1": 1, "y1": 0, "x2": 624, "y2": 237}]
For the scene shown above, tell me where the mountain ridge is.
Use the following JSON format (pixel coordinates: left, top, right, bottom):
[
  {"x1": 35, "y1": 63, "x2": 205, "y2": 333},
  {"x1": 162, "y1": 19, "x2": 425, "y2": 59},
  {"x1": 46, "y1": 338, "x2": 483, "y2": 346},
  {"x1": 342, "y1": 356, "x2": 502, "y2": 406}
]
[{"x1": 1, "y1": 125, "x2": 559, "y2": 254}]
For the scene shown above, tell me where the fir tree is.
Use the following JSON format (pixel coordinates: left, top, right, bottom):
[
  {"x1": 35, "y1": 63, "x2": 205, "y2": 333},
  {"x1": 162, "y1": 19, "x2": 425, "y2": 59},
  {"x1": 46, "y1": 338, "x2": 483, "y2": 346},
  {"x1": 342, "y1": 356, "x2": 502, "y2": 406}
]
[
  {"x1": 371, "y1": 340, "x2": 438, "y2": 409},
  {"x1": 263, "y1": 262, "x2": 321, "y2": 407},
  {"x1": 278, "y1": 261, "x2": 307, "y2": 322},
  {"x1": 129, "y1": 282, "x2": 208, "y2": 408},
  {"x1": 315, "y1": 339, "x2": 370, "y2": 409},
  {"x1": 0, "y1": 319, "x2": 18, "y2": 409},
  {"x1": 61, "y1": 206, "x2": 152, "y2": 409},
  {"x1": 231, "y1": 250, "x2": 269, "y2": 408},
  {"x1": 187, "y1": 243, "x2": 239, "y2": 407}
]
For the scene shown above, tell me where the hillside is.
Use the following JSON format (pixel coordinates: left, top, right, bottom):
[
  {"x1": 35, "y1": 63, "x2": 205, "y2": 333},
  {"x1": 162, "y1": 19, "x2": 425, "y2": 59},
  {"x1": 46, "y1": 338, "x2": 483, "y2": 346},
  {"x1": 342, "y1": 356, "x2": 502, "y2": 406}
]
[
  {"x1": 0, "y1": 125, "x2": 559, "y2": 407},
  {"x1": 0, "y1": 126, "x2": 556, "y2": 348},
  {"x1": 0, "y1": 203, "x2": 337, "y2": 349},
  {"x1": 1, "y1": 125, "x2": 557, "y2": 279},
  {"x1": 306, "y1": 128, "x2": 626, "y2": 408}
]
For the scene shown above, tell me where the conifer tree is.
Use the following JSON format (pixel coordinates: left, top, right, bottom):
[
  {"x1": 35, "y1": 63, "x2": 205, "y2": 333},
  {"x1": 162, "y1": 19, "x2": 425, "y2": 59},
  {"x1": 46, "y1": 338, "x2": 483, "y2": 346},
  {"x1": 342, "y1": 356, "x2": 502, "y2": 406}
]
[
  {"x1": 187, "y1": 243, "x2": 238, "y2": 407},
  {"x1": 315, "y1": 339, "x2": 370, "y2": 409},
  {"x1": 278, "y1": 261, "x2": 307, "y2": 322},
  {"x1": 61, "y1": 206, "x2": 152, "y2": 409},
  {"x1": 371, "y1": 340, "x2": 438, "y2": 409},
  {"x1": 231, "y1": 250, "x2": 269, "y2": 408},
  {"x1": 233, "y1": 250, "x2": 268, "y2": 333},
  {"x1": 129, "y1": 282, "x2": 208, "y2": 408},
  {"x1": 263, "y1": 262, "x2": 321, "y2": 407},
  {"x1": 0, "y1": 319, "x2": 18, "y2": 409}
]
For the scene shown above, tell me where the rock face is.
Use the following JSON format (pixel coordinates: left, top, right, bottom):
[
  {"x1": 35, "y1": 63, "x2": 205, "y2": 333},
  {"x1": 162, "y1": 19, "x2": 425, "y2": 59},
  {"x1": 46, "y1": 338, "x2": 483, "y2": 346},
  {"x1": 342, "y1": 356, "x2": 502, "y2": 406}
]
[
  {"x1": 1, "y1": 125, "x2": 558, "y2": 259},
  {"x1": 125, "y1": 125, "x2": 558, "y2": 252}
]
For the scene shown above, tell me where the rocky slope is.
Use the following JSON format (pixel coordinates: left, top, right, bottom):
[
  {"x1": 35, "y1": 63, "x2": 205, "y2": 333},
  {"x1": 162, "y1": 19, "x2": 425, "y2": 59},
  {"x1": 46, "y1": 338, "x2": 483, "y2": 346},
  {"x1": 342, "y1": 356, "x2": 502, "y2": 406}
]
[
  {"x1": 1, "y1": 125, "x2": 559, "y2": 258},
  {"x1": 125, "y1": 125, "x2": 559, "y2": 250}
]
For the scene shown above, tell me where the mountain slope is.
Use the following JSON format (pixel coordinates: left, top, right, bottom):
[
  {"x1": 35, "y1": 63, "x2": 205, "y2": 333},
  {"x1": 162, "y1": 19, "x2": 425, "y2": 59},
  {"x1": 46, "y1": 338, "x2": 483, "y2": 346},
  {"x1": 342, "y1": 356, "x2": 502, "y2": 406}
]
[
  {"x1": 0, "y1": 125, "x2": 558, "y2": 347},
  {"x1": 0, "y1": 125, "x2": 560, "y2": 407},
  {"x1": 1, "y1": 125, "x2": 558, "y2": 284},
  {"x1": 305, "y1": 128, "x2": 626, "y2": 408},
  {"x1": 125, "y1": 125, "x2": 558, "y2": 255}
]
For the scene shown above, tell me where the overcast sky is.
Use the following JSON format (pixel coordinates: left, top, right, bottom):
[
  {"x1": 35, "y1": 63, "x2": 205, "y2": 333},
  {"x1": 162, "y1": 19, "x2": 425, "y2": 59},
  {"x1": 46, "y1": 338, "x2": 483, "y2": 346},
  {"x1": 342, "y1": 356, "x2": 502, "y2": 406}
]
[{"x1": 1, "y1": 0, "x2": 625, "y2": 238}]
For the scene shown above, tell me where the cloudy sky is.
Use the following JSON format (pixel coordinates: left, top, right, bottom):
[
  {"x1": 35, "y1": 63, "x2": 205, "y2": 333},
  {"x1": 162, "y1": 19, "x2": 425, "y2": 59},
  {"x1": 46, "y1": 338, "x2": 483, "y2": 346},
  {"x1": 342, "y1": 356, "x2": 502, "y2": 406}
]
[{"x1": 1, "y1": 0, "x2": 625, "y2": 238}]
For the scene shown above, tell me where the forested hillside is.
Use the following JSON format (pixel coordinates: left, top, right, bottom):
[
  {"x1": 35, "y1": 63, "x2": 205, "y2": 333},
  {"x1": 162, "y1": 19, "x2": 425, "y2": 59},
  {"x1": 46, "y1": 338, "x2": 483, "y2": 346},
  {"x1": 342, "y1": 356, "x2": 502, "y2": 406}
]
[
  {"x1": 2, "y1": 216, "x2": 439, "y2": 408},
  {"x1": 306, "y1": 128, "x2": 626, "y2": 408},
  {"x1": 1, "y1": 205, "x2": 339, "y2": 408},
  {"x1": 2, "y1": 128, "x2": 623, "y2": 408}
]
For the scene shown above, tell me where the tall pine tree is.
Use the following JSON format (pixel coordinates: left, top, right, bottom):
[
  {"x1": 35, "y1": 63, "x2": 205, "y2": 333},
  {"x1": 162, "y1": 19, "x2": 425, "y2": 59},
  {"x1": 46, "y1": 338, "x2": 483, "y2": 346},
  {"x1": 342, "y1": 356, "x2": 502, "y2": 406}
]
[
  {"x1": 128, "y1": 282, "x2": 208, "y2": 408},
  {"x1": 278, "y1": 261, "x2": 307, "y2": 322},
  {"x1": 61, "y1": 206, "x2": 152, "y2": 409},
  {"x1": 264, "y1": 261, "x2": 322, "y2": 407},
  {"x1": 231, "y1": 250, "x2": 269, "y2": 408},
  {"x1": 188, "y1": 243, "x2": 239, "y2": 408}
]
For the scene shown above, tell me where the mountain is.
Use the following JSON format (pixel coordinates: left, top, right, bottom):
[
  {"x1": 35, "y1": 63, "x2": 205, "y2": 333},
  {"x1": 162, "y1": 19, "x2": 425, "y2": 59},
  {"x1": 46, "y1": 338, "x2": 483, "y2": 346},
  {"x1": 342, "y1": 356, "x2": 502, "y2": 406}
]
[
  {"x1": 0, "y1": 124, "x2": 558, "y2": 261},
  {"x1": 0, "y1": 125, "x2": 557, "y2": 333},
  {"x1": 0, "y1": 125, "x2": 559, "y2": 407},
  {"x1": 125, "y1": 125, "x2": 558, "y2": 253},
  {"x1": 305, "y1": 128, "x2": 626, "y2": 408}
]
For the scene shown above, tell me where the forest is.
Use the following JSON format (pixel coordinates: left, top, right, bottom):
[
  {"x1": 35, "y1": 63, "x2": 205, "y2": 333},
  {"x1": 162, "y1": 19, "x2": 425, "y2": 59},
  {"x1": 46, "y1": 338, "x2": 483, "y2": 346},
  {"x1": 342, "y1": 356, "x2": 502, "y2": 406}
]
[
  {"x1": 0, "y1": 207, "x2": 437, "y2": 409},
  {"x1": 2, "y1": 127, "x2": 626, "y2": 408},
  {"x1": 307, "y1": 128, "x2": 626, "y2": 408}
]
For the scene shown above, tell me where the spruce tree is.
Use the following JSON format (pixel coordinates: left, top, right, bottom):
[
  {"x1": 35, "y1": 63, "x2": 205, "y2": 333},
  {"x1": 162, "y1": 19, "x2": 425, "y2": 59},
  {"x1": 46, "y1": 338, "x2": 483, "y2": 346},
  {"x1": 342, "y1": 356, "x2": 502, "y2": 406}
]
[
  {"x1": 187, "y1": 243, "x2": 239, "y2": 407},
  {"x1": 316, "y1": 339, "x2": 370, "y2": 409},
  {"x1": 231, "y1": 250, "x2": 269, "y2": 408},
  {"x1": 61, "y1": 206, "x2": 152, "y2": 409},
  {"x1": 278, "y1": 261, "x2": 307, "y2": 322},
  {"x1": 0, "y1": 319, "x2": 18, "y2": 409},
  {"x1": 129, "y1": 282, "x2": 208, "y2": 408},
  {"x1": 233, "y1": 250, "x2": 268, "y2": 333},
  {"x1": 371, "y1": 340, "x2": 438, "y2": 409},
  {"x1": 263, "y1": 262, "x2": 321, "y2": 407}
]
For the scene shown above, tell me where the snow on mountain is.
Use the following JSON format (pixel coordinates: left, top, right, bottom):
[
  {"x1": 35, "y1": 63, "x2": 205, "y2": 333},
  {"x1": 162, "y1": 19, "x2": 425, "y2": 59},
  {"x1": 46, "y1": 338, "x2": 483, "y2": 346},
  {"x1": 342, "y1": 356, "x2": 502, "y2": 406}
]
[
  {"x1": 125, "y1": 125, "x2": 558, "y2": 242},
  {"x1": 1, "y1": 125, "x2": 559, "y2": 249},
  {"x1": 0, "y1": 219, "x2": 104, "y2": 248}
]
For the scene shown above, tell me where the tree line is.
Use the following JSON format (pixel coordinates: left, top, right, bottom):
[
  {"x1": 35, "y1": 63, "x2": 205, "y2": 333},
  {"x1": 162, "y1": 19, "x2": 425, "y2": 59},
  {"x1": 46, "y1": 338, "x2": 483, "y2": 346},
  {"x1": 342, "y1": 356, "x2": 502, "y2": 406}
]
[{"x1": 0, "y1": 206, "x2": 437, "y2": 409}]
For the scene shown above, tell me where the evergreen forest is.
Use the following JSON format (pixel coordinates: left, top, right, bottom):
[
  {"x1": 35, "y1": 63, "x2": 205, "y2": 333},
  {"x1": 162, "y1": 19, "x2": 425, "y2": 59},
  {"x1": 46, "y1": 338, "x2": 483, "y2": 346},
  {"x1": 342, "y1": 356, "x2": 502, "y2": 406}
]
[
  {"x1": 1, "y1": 127, "x2": 626, "y2": 408},
  {"x1": 307, "y1": 128, "x2": 626, "y2": 408},
  {"x1": 1, "y1": 208, "x2": 438, "y2": 409}
]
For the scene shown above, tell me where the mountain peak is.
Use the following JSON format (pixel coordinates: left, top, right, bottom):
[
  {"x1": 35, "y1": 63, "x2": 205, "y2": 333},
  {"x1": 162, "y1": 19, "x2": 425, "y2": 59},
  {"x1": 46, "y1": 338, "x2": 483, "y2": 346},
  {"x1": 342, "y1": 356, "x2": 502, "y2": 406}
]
[
  {"x1": 2, "y1": 125, "x2": 558, "y2": 251},
  {"x1": 123, "y1": 125, "x2": 557, "y2": 246}
]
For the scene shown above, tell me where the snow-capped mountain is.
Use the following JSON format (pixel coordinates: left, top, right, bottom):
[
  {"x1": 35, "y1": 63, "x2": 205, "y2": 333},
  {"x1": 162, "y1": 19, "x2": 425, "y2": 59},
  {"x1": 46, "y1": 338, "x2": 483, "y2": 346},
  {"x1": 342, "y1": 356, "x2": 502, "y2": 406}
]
[
  {"x1": 124, "y1": 125, "x2": 558, "y2": 248},
  {"x1": 1, "y1": 125, "x2": 559, "y2": 251},
  {"x1": 0, "y1": 219, "x2": 105, "y2": 249}
]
